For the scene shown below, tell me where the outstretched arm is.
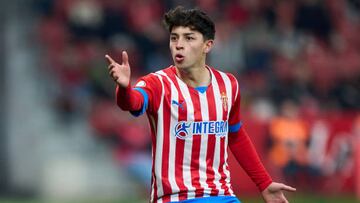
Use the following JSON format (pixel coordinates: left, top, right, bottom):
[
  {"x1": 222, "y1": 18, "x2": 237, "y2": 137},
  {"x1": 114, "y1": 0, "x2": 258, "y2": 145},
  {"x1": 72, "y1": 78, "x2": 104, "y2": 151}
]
[
  {"x1": 227, "y1": 75, "x2": 295, "y2": 202},
  {"x1": 105, "y1": 51, "x2": 143, "y2": 111}
]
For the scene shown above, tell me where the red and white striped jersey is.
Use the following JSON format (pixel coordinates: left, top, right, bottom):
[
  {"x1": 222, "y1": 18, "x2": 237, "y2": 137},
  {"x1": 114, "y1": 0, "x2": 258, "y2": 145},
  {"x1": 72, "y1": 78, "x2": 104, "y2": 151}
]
[{"x1": 131, "y1": 66, "x2": 242, "y2": 202}]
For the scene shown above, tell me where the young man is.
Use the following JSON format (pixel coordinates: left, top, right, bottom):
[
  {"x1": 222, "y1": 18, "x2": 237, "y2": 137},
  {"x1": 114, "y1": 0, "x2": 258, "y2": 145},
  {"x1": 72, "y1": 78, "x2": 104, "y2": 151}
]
[{"x1": 105, "y1": 6, "x2": 295, "y2": 203}]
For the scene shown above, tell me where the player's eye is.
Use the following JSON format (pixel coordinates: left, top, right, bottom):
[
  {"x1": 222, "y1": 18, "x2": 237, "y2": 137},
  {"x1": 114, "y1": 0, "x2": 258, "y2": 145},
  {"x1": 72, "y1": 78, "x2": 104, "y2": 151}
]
[
  {"x1": 170, "y1": 36, "x2": 177, "y2": 41},
  {"x1": 186, "y1": 36, "x2": 194, "y2": 41}
]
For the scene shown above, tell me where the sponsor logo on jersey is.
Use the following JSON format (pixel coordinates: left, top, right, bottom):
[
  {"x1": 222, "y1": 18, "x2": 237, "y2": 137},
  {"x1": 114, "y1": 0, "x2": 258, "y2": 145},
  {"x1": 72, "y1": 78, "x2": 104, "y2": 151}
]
[{"x1": 174, "y1": 121, "x2": 228, "y2": 139}]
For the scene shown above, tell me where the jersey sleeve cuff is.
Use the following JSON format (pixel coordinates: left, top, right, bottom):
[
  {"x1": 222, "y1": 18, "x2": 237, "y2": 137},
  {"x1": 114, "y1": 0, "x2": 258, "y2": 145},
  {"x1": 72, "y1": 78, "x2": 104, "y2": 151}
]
[
  {"x1": 130, "y1": 87, "x2": 149, "y2": 117},
  {"x1": 229, "y1": 121, "x2": 243, "y2": 133},
  {"x1": 259, "y1": 179, "x2": 273, "y2": 192}
]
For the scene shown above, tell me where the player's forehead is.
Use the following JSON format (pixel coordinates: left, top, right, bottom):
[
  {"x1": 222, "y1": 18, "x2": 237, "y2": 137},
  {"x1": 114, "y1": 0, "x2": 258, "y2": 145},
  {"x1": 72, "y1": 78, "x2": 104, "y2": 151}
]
[{"x1": 170, "y1": 26, "x2": 202, "y2": 37}]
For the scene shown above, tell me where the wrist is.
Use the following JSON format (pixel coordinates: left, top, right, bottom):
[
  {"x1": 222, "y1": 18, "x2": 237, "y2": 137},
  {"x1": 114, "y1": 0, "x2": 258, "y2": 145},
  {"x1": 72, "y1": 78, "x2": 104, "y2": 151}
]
[
  {"x1": 117, "y1": 82, "x2": 131, "y2": 91},
  {"x1": 259, "y1": 180, "x2": 273, "y2": 192}
]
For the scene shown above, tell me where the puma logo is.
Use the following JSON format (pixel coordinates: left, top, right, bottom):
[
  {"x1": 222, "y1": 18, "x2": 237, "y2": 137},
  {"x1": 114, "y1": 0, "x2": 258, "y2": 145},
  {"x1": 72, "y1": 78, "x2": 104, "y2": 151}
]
[{"x1": 172, "y1": 100, "x2": 184, "y2": 110}]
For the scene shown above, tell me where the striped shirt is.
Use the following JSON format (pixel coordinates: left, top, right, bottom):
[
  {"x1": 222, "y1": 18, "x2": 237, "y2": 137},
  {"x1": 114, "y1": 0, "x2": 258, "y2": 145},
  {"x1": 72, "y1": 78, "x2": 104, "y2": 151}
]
[{"x1": 131, "y1": 66, "x2": 242, "y2": 202}]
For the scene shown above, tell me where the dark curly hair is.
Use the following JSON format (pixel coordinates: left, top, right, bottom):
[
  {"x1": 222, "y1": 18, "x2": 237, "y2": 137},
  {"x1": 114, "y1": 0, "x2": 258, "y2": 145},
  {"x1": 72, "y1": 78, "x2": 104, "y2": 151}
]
[{"x1": 163, "y1": 6, "x2": 215, "y2": 40}]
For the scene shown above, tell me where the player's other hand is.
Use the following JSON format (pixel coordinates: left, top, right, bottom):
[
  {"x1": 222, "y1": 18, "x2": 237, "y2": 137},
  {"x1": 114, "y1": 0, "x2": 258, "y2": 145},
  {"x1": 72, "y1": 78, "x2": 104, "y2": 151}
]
[
  {"x1": 261, "y1": 182, "x2": 296, "y2": 203},
  {"x1": 105, "y1": 51, "x2": 131, "y2": 88}
]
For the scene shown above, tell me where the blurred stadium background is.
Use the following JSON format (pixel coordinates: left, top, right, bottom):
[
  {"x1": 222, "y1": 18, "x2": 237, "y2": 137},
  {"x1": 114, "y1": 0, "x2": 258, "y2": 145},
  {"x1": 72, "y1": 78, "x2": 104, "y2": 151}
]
[{"x1": 1, "y1": 0, "x2": 359, "y2": 202}]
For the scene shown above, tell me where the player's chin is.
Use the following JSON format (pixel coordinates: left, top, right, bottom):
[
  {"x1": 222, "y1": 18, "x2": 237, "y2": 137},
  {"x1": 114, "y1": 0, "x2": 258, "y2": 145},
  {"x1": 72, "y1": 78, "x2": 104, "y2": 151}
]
[
  {"x1": 174, "y1": 63, "x2": 188, "y2": 69},
  {"x1": 174, "y1": 60, "x2": 184, "y2": 67}
]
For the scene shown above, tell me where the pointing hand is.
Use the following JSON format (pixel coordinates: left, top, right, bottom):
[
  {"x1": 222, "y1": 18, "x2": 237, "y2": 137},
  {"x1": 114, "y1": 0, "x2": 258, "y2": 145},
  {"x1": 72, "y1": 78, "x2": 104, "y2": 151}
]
[{"x1": 105, "y1": 51, "x2": 131, "y2": 88}]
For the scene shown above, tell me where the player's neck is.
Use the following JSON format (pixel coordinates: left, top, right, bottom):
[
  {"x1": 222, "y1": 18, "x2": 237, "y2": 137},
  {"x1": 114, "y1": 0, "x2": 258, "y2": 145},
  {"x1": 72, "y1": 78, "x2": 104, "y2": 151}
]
[{"x1": 175, "y1": 64, "x2": 211, "y2": 88}]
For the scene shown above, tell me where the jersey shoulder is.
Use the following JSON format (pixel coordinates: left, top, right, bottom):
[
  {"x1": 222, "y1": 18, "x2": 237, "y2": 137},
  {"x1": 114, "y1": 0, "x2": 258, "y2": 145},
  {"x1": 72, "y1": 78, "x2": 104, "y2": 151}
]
[
  {"x1": 134, "y1": 66, "x2": 171, "y2": 88},
  {"x1": 210, "y1": 67, "x2": 239, "y2": 87}
]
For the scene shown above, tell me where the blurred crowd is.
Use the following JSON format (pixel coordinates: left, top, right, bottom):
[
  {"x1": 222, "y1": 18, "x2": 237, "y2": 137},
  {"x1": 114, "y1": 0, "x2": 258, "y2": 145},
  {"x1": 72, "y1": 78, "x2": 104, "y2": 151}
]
[{"x1": 33, "y1": 0, "x2": 360, "y2": 195}]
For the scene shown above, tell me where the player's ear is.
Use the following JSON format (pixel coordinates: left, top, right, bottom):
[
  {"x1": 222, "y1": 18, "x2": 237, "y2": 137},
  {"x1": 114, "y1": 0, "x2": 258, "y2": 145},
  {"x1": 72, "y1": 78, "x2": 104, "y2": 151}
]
[{"x1": 204, "y1": 39, "x2": 214, "y2": 54}]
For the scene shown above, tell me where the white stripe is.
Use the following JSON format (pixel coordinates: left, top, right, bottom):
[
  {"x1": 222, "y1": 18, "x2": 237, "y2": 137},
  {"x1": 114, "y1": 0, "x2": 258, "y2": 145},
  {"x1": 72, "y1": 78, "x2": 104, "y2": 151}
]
[
  {"x1": 219, "y1": 72, "x2": 234, "y2": 194},
  {"x1": 198, "y1": 91, "x2": 210, "y2": 196},
  {"x1": 209, "y1": 70, "x2": 225, "y2": 195},
  {"x1": 153, "y1": 74, "x2": 165, "y2": 200},
  {"x1": 234, "y1": 76, "x2": 239, "y2": 103},
  {"x1": 175, "y1": 76, "x2": 196, "y2": 198},
  {"x1": 157, "y1": 71, "x2": 180, "y2": 202},
  {"x1": 151, "y1": 177, "x2": 155, "y2": 202}
]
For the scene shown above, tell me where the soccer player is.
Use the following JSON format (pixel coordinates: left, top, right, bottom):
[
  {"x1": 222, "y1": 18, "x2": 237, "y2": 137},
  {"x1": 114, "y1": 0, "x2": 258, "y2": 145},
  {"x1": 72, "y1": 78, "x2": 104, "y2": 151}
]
[{"x1": 105, "y1": 6, "x2": 295, "y2": 203}]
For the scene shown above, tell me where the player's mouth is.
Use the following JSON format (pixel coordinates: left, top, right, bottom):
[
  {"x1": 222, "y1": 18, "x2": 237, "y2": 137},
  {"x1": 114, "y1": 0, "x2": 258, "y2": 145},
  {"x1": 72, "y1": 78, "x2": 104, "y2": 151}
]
[{"x1": 175, "y1": 54, "x2": 185, "y2": 63}]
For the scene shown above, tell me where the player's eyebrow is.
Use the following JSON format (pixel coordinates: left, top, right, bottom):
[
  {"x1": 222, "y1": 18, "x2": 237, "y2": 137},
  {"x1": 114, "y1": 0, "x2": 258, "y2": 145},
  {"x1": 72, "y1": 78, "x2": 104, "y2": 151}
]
[
  {"x1": 170, "y1": 32, "x2": 196, "y2": 37},
  {"x1": 183, "y1": 33, "x2": 195, "y2": 37}
]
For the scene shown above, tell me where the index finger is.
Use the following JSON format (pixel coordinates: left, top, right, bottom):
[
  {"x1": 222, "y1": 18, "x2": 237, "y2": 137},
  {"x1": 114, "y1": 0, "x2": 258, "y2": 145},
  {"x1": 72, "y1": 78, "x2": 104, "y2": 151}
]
[
  {"x1": 281, "y1": 184, "x2": 296, "y2": 192},
  {"x1": 105, "y1": 54, "x2": 115, "y2": 64}
]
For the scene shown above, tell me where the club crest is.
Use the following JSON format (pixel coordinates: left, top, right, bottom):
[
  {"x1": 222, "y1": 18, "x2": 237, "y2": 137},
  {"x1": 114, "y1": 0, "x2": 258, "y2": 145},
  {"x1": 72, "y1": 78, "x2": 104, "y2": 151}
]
[{"x1": 221, "y1": 92, "x2": 228, "y2": 112}]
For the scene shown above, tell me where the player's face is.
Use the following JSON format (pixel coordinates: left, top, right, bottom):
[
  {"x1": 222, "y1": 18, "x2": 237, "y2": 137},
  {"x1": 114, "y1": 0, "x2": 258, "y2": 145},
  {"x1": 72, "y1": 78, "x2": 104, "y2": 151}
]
[{"x1": 169, "y1": 26, "x2": 213, "y2": 69}]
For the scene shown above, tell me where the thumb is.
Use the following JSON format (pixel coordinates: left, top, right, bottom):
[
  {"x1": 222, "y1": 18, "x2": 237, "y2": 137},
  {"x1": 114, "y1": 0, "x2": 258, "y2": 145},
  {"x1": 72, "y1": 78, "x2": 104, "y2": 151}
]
[{"x1": 122, "y1": 51, "x2": 129, "y2": 65}]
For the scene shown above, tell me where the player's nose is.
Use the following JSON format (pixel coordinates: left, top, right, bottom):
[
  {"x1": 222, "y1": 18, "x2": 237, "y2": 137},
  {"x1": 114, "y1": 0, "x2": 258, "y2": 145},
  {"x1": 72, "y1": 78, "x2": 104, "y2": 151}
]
[{"x1": 175, "y1": 39, "x2": 184, "y2": 50}]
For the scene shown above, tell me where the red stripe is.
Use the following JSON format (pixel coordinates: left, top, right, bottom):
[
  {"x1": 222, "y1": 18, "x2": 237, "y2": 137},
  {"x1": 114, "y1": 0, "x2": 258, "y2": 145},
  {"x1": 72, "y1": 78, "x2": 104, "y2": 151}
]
[
  {"x1": 211, "y1": 69, "x2": 231, "y2": 195},
  {"x1": 188, "y1": 88, "x2": 204, "y2": 198},
  {"x1": 205, "y1": 84, "x2": 220, "y2": 196},
  {"x1": 150, "y1": 114, "x2": 158, "y2": 202},
  {"x1": 166, "y1": 68, "x2": 188, "y2": 200},
  {"x1": 160, "y1": 75, "x2": 172, "y2": 202},
  {"x1": 226, "y1": 73, "x2": 238, "y2": 107},
  {"x1": 150, "y1": 73, "x2": 164, "y2": 114}
]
